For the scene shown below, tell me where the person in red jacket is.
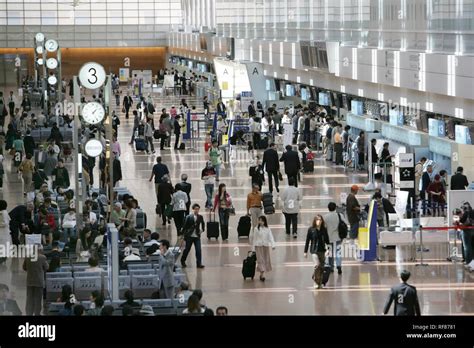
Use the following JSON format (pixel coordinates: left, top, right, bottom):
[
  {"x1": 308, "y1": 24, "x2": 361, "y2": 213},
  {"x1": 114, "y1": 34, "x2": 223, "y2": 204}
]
[{"x1": 38, "y1": 207, "x2": 56, "y2": 245}]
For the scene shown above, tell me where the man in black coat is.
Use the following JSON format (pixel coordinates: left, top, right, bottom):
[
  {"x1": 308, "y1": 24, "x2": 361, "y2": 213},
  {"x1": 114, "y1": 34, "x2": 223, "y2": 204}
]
[
  {"x1": 23, "y1": 130, "x2": 36, "y2": 157},
  {"x1": 383, "y1": 270, "x2": 421, "y2": 316},
  {"x1": 9, "y1": 203, "x2": 34, "y2": 245},
  {"x1": 122, "y1": 92, "x2": 133, "y2": 119},
  {"x1": 262, "y1": 143, "x2": 280, "y2": 194},
  {"x1": 450, "y1": 166, "x2": 469, "y2": 190},
  {"x1": 279, "y1": 145, "x2": 301, "y2": 187}
]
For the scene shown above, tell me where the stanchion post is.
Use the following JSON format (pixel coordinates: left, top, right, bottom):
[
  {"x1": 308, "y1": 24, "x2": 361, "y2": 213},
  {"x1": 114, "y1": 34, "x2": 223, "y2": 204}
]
[{"x1": 416, "y1": 225, "x2": 429, "y2": 267}]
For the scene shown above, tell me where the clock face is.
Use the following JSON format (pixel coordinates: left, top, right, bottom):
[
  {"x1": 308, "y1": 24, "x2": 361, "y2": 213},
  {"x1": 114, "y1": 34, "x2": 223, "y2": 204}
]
[
  {"x1": 35, "y1": 32, "x2": 45, "y2": 42},
  {"x1": 36, "y1": 46, "x2": 43, "y2": 54},
  {"x1": 47, "y1": 75, "x2": 57, "y2": 85},
  {"x1": 46, "y1": 58, "x2": 58, "y2": 69},
  {"x1": 79, "y1": 62, "x2": 106, "y2": 90},
  {"x1": 82, "y1": 102, "x2": 105, "y2": 125},
  {"x1": 84, "y1": 139, "x2": 104, "y2": 157},
  {"x1": 45, "y1": 39, "x2": 58, "y2": 52},
  {"x1": 37, "y1": 58, "x2": 44, "y2": 65}
]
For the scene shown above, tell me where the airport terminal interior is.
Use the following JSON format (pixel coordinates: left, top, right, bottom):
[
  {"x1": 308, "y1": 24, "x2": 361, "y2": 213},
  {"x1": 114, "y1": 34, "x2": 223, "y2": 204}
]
[{"x1": 0, "y1": 0, "x2": 473, "y2": 317}]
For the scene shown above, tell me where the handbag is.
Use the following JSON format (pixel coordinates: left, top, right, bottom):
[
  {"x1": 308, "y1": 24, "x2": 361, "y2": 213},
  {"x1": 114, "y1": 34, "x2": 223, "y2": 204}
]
[
  {"x1": 164, "y1": 204, "x2": 173, "y2": 218},
  {"x1": 227, "y1": 206, "x2": 236, "y2": 216},
  {"x1": 337, "y1": 213, "x2": 348, "y2": 240},
  {"x1": 122, "y1": 107, "x2": 125, "y2": 113},
  {"x1": 278, "y1": 171, "x2": 283, "y2": 181}
]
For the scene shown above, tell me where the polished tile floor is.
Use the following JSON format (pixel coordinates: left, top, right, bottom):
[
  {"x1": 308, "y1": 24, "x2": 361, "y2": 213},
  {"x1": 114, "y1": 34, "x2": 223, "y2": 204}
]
[{"x1": 1, "y1": 93, "x2": 473, "y2": 315}]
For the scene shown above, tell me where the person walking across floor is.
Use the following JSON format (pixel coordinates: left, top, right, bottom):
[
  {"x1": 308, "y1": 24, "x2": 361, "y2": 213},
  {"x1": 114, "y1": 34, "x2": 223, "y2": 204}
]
[
  {"x1": 201, "y1": 161, "x2": 216, "y2": 210},
  {"x1": 144, "y1": 118, "x2": 155, "y2": 154},
  {"x1": 123, "y1": 92, "x2": 133, "y2": 119},
  {"x1": 247, "y1": 184, "x2": 263, "y2": 239},
  {"x1": 383, "y1": 270, "x2": 421, "y2": 316},
  {"x1": 280, "y1": 144, "x2": 301, "y2": 187},
  {"x1": 23, "y1": 244, "x2": 49, "y2": 315},
  {"x1": 129, "y1": 110, "x2": 140, "y2": 145},
  {"x1": 304, "y1": 215, "x2": 330, "y2": 289},
  {"x1": 324, "y1": 202, "x2": 347, "y2": 275},
  {"x1": 212, "y1": 183, "x2": 233, "y2": 241},
  {"x1": 262, "y1": 142, "x2": 280, "y2": 194},
  {"x1": 149, "y1": 156, "x2": 169, "y2": 205},
  {"x1": 18, "y1": 153, "x2": 35, "y2": 195},
  {"x1": 346, "y1": 185, "x2": 361, "y2": 240},
  {"x1": 280, "y1": 177, "x2": 302, "y2": 239},
  {"x1": 158, "y1": 240, "x2": 176, "y2": 299},
  {"x1": 420, "y1": 165, "x2": 433, "y2": 215},
  {"x1": 171, "y1": 184, "x2": 188, "y2": 236},
  {"x1": 173, "y1": 115, "x2": 182, "y2": 149},
  {"x1": 181, "y1": 203, "x2": 205, "y2": 269},
  {"x1": 158, "y1": 175, "x2": 174, "y2": 226},
  {"x1": 208, "y1": 141, "x2": 222, "y2": 181},
  {"x1": 459, "y1": 202, "x2": 474, "y2": 267},
  {"x1": 175, "y1": 174, "x2": 192, "y2": 215},
  {"x1": 253, "y1": 216, "x2": 275, "y2": 282},
  {"x1": 414, "y1": 157, "x2": 427, "y2": 199}
]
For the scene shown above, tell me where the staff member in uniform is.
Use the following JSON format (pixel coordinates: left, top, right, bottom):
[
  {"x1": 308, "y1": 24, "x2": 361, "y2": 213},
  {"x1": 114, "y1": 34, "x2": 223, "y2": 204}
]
[{"x1": 383, "y1": 270, "x2": 421, "y2": 316}]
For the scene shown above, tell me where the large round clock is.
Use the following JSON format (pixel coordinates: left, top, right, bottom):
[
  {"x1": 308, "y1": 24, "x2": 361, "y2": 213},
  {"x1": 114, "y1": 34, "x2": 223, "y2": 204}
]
[
  {"x1": 84, "y1": 139, "x2": 104, "y2": 158},
  {"x1": 82, "y1": 102, "x2": 105, "y2": 125},
  {"x1": 78, "y1": 62, "x2": 106, "y2": 90}
]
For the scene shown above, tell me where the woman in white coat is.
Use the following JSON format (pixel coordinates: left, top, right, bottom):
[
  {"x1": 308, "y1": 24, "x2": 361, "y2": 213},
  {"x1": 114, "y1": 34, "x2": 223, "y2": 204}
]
[{"x1": 253, "y1": 215, "x2": 276, "y2": 282}]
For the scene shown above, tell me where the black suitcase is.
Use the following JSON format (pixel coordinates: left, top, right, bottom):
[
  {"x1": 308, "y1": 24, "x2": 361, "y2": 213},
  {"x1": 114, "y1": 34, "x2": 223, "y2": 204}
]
[
  {"x1": 303, "y1": 160, "x2": 314, "y2": 173},
  {"x1": 206, "y1": 212, "x2": 219, "y2": 240},
  {"x1": 264, "y1": 205, "x2": 275, "y2": 215},
  {"x1": 262, "y1": 192, "x2": 273, "y2": 206},
  {"x1": 179, "y1": 143, "x2": 185, "y2": 150},
  {"x1": 242, "y1": 251, "x2": 256, "y2": 280},
  {"x1": 237, "y1": 215, "x2": 251, "y2": 238}
]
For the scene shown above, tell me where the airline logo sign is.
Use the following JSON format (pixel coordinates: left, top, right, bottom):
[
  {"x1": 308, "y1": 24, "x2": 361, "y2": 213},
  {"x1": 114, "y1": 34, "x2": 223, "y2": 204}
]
[{"x1": 399, "y1": 153, "x2": 414, "y2": 168}]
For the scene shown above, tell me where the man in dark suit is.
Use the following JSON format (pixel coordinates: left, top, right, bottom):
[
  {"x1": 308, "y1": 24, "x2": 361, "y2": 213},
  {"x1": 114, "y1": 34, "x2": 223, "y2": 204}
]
[
  {"x1": 0, "y1": 283, "x2": 22, "y2": 315},
  {"x1": 175, "y1": 174, "x2": 192, "y2": 215},
  {"x1": 181, "y1": 203, "x2": 205, "y2": 269},
  {"x1": 279, "y1": 145, "x2": 301, "y2": 187},
  {"x1": 158, "y1": 240, "x2": 176, "y2": 299},
  {"x1": 420, "y1": 165, "x2": 433, "y2": 215},
  {"x1": 9, "y1": 202, "x2": 34, "y2": 246},
  {"x1": 122, "y1": 92, "x2": 133, "y2": 119},
  {"x1": 383, "y1": 270, "x2": 421, "y2": 316},
  {"x1": 47, "y1": 241, "x2": 62, "y2": 272},
  {"x1": 262, "y1": 143, "x2": 280, "y2": 194},
  {"x1": 450, "y1": 166, "x2": 469, "y2": 190}
]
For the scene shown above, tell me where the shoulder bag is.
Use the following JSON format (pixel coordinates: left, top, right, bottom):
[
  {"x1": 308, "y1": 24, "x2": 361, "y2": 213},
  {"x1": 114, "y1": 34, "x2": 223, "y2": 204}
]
[{"x1": 337, "y1": 213, "x2": 348, "y2": 240}]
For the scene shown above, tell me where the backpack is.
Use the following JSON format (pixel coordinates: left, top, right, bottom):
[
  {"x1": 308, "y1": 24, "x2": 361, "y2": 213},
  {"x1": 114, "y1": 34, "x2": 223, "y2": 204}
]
[{"x1": 326, "y1": 127, "x2": 333, "y2": 140}]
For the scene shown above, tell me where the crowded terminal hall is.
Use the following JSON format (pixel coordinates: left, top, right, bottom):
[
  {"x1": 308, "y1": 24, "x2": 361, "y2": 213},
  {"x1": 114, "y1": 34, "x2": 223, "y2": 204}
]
[{"x1": 0, "y1": 0, "x2": 473, "y2": 344}]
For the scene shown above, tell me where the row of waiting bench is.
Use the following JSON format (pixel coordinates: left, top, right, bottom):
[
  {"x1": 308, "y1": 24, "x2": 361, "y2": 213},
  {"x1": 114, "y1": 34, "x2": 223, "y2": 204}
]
[
  {"x1": 46, "y1": 262, "x2": 186, "y2": 301},
  {"x1": 48, "y1": 298, "x2": 188, "y2": 316}
]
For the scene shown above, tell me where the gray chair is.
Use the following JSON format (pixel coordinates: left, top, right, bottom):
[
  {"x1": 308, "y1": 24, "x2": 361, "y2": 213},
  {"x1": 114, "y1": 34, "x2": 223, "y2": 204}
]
[
  {"x1": 174, "y1": 273, "x2": 186, "y2": 283},
  {"x1": 131, "y1": 274, "x2": 159, "y2": 299},
  {"x1": 74, "y1": 271, "x2": 104, "y2": 278},
  {"x1": 46, "y1": 277, "x2": 74, "y2": 302},
  {"x1": 142, "y1": 299, "x2": 175, "y2": 315},
  {"x1": 129, "y1": 269, "x2": 156, "y2": 276},
  {"x1": 73, "y1": 276, "x2": 102, "y2": 301},
  {"x1": 48, "y1": 302, "x2": 65, "y2": 315},
  {"x1": 119, "y1": 270, "x2": 128, "y2": 276},
  {"x1": 127, "y1": 263, "x2": 152, "y2": 271},
  {"x1": 46, "y1": 271, "x2": 72, "y2": 279},
  {"x1": 104, "y1": 275, "x2": 131, "y2": 300},
  {"x1": 58, "y1": 266, "x2": 72, "y2": 272}
]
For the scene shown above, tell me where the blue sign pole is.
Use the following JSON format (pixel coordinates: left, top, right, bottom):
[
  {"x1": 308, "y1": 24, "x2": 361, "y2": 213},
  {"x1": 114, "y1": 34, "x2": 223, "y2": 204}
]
[
  {"x1": 362, "y1": 201, "x2": 378, "y2": 261},
  {"x1": 182, "y1": 110, "x2": 191, "y2": 140}
]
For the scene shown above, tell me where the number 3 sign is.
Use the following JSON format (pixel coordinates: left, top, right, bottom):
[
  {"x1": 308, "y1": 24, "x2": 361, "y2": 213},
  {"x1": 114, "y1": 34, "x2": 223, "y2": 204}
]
[{"x1": 79, "y1": 62, "x2": 106, "y2": 90}]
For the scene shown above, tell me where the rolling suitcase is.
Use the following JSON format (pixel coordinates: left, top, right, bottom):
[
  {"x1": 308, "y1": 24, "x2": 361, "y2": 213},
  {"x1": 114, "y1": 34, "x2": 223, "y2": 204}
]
[
  {"x1": 237, "y1": 215, "x2": 251, "y2": 238},
  {"x1": 135, "y1": 137, "x2": 146, "y2": 151},
  {"x1": 242, "y1": 251, "x2": 256, "y2": 280},
  {"x1": 206, "y1": 212, "x2": 219, "y2": 240},
  {"x1": 262, "y1": 192, "x2": 274, "y2": 215},
  {"x1": 179, "y1": 143, "x2": 185, "y2": 150},
  {"x1": 322, "y1": 266, "x2": 331, "y2": 286},
  {"x1": 303, "y1": 160, "x2": 314, "y2": 173}
]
